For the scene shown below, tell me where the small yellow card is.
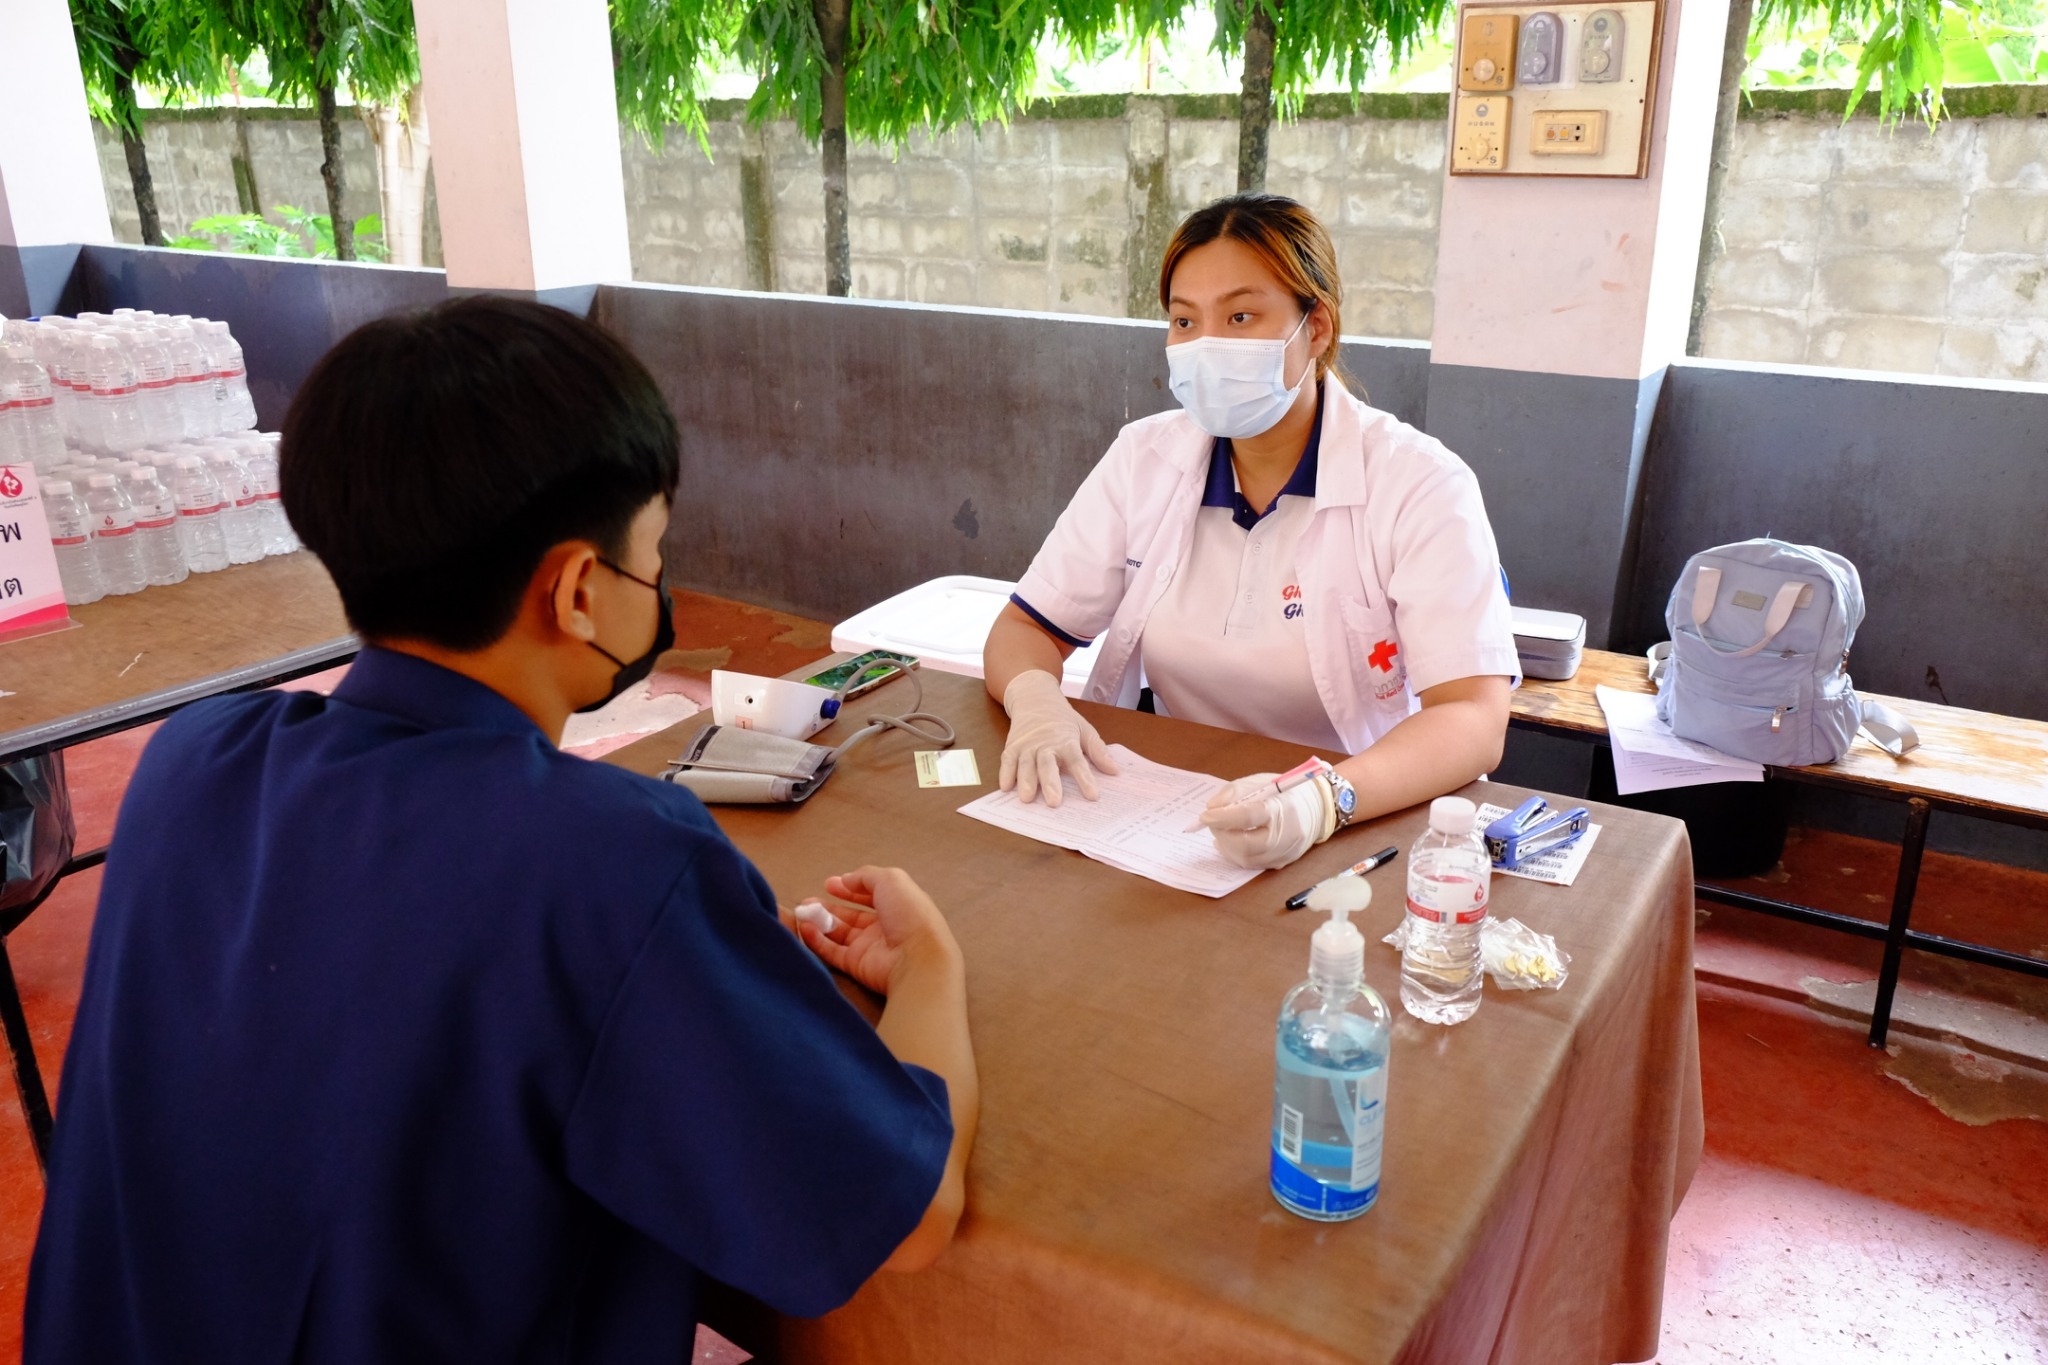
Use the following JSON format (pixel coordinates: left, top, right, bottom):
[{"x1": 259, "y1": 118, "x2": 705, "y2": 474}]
[{"x1": 915, "y1": 749, "x2": 982, "y2": 788}]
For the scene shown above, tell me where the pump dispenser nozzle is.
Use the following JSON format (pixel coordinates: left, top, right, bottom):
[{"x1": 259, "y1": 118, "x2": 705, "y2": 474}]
[{"x1": 1305, "y1": 876, "x2": 1370, "y2": 982}]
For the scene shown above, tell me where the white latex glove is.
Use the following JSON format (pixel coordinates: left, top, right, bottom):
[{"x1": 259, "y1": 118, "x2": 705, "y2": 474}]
[
  {"x1": 1198, "y1": 772, "x2": 1336, "y2": 871},
  {"x1": 999, "y1": 669, "x2": 1119, "y2": 807}
]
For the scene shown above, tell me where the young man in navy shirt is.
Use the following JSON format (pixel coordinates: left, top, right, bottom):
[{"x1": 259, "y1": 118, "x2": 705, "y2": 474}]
[{"x1": 26, "y1": 297, "x2": 978, "y2": 1362}]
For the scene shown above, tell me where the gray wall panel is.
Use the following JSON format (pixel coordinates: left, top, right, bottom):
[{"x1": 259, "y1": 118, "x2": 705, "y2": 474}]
[
  {"x1": 1424, "y1": 364, "x2": 1661, "y2": 648},
  {"x1": 1629, "y1": 360, "x2": 2048, "y2": 722},
  {"x1": 600, "y1": 283, "x2": 1430, "y2": 621}
]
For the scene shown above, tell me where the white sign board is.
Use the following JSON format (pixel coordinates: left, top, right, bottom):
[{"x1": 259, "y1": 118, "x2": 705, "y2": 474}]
[{"x1": 0, "y1": 465, "x2": 73, "y2": 640}]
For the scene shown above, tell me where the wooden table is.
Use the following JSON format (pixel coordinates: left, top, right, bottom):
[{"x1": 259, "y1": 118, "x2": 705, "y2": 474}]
[
  {"x1": 611, "y1": 671, "x2": 1704, "y2": 1365},
  {"x1": 1510, "y1": 648, "x2": 2048, "y2": 1045},
  {"x1": 0, "y1": 552, "x2": 355, "y2": 764},
  {"x1": 0, "y1": 552, "x2": 355, "y2": 1167}
]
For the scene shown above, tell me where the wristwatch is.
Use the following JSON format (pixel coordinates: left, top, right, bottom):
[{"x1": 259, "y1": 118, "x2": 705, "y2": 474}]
[{"x1": 1318, "y1": 764, "x2": 1359, "y2": 831}]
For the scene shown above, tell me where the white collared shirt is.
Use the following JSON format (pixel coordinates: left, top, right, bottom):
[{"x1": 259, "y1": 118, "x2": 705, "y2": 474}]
[{"x1": 1011, "y1": 375, "x2": 1518, "y2": 755}]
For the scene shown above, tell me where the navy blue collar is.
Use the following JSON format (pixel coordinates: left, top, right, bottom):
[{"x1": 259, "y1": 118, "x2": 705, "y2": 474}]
[
  {"x1": 331, "y1": 646, "x2": 546, "y2": 739},
  {"x1": 1200, "y1": 391, "x2": 1324, "y2": 531}
]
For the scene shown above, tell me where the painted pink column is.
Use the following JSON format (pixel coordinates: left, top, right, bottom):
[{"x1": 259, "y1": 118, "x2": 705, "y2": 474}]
[
  {"x1": 0, "y1": 0, "x2": 113, "y2": 315},
  {"x1": 412, "y1": 0, "x2": 632, "y2": 295},
  {"x1": 1429, "y1": 0, "x2": 1731, "y2": 381}
]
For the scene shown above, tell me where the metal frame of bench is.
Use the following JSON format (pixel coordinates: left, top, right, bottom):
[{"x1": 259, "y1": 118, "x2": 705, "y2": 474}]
[{"x1": 1510, "y1": 653, "x2": 2048, "y2": 1049}]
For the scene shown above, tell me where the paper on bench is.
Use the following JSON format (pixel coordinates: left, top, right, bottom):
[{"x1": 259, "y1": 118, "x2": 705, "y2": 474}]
[
  {"x1": 1596, "y1": 686, "x2": 1765, "y2": 795},
  {"x1": 957, "y1": 744, "x2": 1260, "y2": 898}
]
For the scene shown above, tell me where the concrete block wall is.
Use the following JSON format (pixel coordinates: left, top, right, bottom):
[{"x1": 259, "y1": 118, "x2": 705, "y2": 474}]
[
  {"x1": 1703, "y1": 93, "x2": 2048, "y2": 382},
  {"x1": 93, "y1": 109, "x2": 434, "y2": 264},
  {"x1": 612, "y1": 94, "x2": 1448, "y2": 333},
  {"x1": 97, "y1": 92, "x2": 2048, "y2": 381}
]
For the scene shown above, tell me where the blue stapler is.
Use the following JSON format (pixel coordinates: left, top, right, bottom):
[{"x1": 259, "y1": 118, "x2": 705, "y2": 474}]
[{"x1": 1485, "y1": 796, "x2": 1590, "y2": 871}]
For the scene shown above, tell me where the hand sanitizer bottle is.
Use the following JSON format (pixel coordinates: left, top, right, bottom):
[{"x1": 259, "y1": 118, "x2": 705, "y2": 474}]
[{"x1": 1270, "y1": 876, "x2": 1391, "y2": 1221}]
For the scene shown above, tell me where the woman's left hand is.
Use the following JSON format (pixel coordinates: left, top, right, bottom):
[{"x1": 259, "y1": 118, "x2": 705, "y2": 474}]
[{"x1": 1199, "y1": 773, "x2": 1334, "y2": 870}]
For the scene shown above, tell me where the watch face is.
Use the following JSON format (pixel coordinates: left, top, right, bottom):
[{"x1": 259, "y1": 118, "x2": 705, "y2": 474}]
[{"x1": 1337, "y1": 785, "x2": 1357, "y2": 815}]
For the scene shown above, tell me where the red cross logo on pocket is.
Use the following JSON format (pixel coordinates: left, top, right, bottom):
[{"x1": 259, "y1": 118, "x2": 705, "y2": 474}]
[{"x1": 1368, "y1": 639, "x2": 1399, "y2": 673}]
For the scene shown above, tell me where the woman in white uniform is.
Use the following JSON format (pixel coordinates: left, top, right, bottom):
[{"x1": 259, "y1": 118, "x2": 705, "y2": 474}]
[{"x1": 984, "y1": 194, "x2": 1520, "y2": 872}]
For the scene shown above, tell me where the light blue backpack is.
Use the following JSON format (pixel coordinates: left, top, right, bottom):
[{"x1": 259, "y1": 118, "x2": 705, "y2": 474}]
[{"x1": 1652, "y1": 538, "x2": 1918, "y2": 767}]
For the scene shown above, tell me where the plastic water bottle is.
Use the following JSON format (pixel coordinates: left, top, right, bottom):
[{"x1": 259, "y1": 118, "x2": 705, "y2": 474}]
[
  {"x1": 204, "y1": 447, "x2": 263, "y2": 563},
  {"x1": 162, "y1": 322, "x2": 217, "y2": 437},
  {"x1": 42, "y1": 479, "x2": 106, "y2": 605},
  {"x1": 1271, "y1": 876, "x2": 1390, "y2": 1222},
  {"x1": 84, "y1": 335, "x2": 145, "y2": 454},
  {"x1": 238, "y1": 437, "x2": 297, "y2": 555},
  {"x1": 83, "y1": 472, "x2": 146, "y2": 596},
  {"x1": 0, "y1": 342, "x2": 66, "y2": 469},
  {"x1": 170, "y1": 454, "x2": 230, "y2": 572},
  {"x1": 124, "y1": 328, "x2": 184, "y2": 446},
  {"x1": 197, "y1": 321, "x2": 258, "y2": 432},
  {"x1": 125, "y1": 465, "x2": 189, "y2": 586},
  {"x1": 1400, "y1": 796, "x2": 1491, "y2": 1025}
]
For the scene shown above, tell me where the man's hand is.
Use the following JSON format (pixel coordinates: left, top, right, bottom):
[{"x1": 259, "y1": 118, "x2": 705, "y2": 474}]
[{"x1": 789, "y1": 866, "x2": 959, "y2": 997}]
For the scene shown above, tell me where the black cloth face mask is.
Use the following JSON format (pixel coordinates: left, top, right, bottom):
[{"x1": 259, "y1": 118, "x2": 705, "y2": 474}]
[{"x1": 576, "y1": 556, "x2": 674, "y2": 714}]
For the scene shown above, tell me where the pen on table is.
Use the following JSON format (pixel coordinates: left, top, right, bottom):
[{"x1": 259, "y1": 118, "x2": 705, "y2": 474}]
[
  {"x1": 1284, "y1": 846, "x2": 1401, "y2": 911},
  {"x1": 1184, "y1": 756, "x2": 1329, "y2": 832}
]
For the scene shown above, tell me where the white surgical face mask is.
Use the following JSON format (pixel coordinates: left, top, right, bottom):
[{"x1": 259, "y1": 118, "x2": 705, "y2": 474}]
[{"x1": 1165, "y1": 311, "x2": 1311, "y2": 439}]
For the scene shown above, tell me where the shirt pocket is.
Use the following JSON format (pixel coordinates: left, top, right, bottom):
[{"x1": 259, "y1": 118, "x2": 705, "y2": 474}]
[{"x1": 1337, "y1": 595, "x2": 1409, "y2": 708}]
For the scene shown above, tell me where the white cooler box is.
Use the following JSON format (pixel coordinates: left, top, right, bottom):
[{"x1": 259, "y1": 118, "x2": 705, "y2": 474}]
[{"x1": 832, "y1": 576, "x2": 1104, "y2": 698}]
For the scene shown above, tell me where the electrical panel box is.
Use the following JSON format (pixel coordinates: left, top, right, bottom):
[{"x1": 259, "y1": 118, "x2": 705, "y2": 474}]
[{"x1": 1447, "y1": 0, "x2": 1660, "y2": 178}]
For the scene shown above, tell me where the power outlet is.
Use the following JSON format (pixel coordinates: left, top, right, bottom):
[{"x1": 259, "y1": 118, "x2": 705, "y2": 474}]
[
  {"x1": 1452, "y1": 94, "x2": 1512, "y2": 172},
  {"x1": 1458, "y1": 12, "x2": 1518, "y2": 92},
  {"x1": 1531, "y1": 109, "x2": 1608, "y2": 155}
]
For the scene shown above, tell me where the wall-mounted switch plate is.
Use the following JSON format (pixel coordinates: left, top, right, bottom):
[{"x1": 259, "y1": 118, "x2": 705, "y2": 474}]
[
  {"x1": 1452, "y1": 94, "x2": 1512, "y2": 171},
  {"x1": 1531, "y1": 109, "x2": 1607, "y2": 154},
  {"x1": 1459, "y1": 11, "x2": 1519, "y2": 91},
  {"x1": 1578, "y1": 8, "x2": 1625, "y2": 81},
  {"x1": 1518, "y1": 12, "x2": 1563, "y2": 84}
]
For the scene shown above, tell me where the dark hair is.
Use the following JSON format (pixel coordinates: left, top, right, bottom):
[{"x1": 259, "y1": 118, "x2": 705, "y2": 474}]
[
  {"x1": 1159, "y1": 194, "x2": 1349, "y2": 382},
  {"x1": 281, "y1": 296, "x2": 680, "y2": 651}
]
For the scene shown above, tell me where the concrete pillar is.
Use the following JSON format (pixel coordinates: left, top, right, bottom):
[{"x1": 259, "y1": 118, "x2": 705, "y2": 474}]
[
  {"x1": 412, "y1": 0, "x2": 632, "y2": 306},
  {"x1": 1424, "y1": 0, "x2": 1731, "y2": 648},
  {"x1": 0, "y1": 0, "x2": 114, "y2": 317}
]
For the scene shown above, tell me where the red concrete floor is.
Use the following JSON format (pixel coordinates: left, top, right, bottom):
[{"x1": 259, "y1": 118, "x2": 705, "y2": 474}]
[{"x1": 0, "y1": 594, "x2": 2043, "y2": 1363}]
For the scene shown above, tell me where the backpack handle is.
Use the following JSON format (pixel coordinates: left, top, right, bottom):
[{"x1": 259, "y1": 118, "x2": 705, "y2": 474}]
[{"x1": 1689, "y1": 570, "x2": 1806, "y2": 659}]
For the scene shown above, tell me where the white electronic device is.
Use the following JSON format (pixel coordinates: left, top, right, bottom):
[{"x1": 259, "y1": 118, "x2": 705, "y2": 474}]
[{"x1": 710, "y1": 671, "x2": 843, "y2": 741}]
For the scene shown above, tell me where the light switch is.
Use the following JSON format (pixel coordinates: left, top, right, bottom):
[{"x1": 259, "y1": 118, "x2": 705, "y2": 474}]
[
  {"x1": 1459, "y1": 12, "x2": 1518, "y2": 92},
  {"x1": 1579, "y1": 8, "x2": 1626, "y2": 82},
  {"x1": 1518, "y1": 12, "x2": 1563, "y2": 84},
  {"x1": 1452, "y1": 94, "x2": 1511, "y2": 172},
  {"x1": 1531, "y1": 109, "x2": 1608, "y2": 154}
]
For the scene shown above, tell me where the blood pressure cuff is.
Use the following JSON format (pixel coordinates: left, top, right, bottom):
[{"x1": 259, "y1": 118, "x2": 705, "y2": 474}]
[{"x1": 662, "y1": 725, "x2": 839, "y2": 805}]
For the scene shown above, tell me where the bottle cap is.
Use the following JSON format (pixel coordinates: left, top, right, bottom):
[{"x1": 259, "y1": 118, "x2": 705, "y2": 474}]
[
  {"x1": 1306, "y1": 876, "x2": 1370, "y2": 982},
  {"x1": 87, "y1": 473, "x2": 115, "y2": 488},
  {"x1": 174, "y1": 454, "x2": 203, "y2": 470},
  {"x1": 43, "y1": 479, "x2": 73, "y2": 495},
  {"x1": 1429, "y1": 795, "x2": 1478, "y2": 835}
]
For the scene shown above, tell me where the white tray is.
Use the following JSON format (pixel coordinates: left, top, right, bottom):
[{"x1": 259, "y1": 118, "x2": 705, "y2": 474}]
[{"x1": 832, "y1": 575, "x2": 1104, "y2": 698}]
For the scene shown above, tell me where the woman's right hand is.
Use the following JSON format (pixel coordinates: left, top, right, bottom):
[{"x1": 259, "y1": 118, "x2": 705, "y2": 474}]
[{"x1": 998, "y1": 670, "x2": 1119, "y2": 806}]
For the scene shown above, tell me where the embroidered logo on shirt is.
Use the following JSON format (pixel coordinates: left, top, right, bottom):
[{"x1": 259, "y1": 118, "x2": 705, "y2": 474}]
[
  {"x1": 1281, "y1": 583, "x2": 1303, "y2": 620},
  {"x1": 1368, "y1": 639, "x2": 1406, "y2": 702}
]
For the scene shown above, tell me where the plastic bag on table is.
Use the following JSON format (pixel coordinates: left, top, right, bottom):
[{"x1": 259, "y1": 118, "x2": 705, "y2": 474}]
[
  {"x1": 1, "y1": 755, "x2": 76, "y2": 922},
  {"x1": 1380, "y1": 915, "x2": 1570, "y2": 991}
]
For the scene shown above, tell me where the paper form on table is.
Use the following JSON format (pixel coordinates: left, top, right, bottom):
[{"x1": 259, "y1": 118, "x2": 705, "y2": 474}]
[
  {"x1": 1596, "y1": 686, "x2": 1766, "y2": 795},
  {"x1": 956, "y1": 744, "x2": 1258, "y2": 898}
]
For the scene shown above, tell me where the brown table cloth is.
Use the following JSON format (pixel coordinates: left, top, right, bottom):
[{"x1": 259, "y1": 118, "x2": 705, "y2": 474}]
[
  {"x1": 610, "y1": 669, "x2": 1703, "y2": 1365},
  {"x1": 0, "y1": 552, "x2": 352, "y2": 760}
]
